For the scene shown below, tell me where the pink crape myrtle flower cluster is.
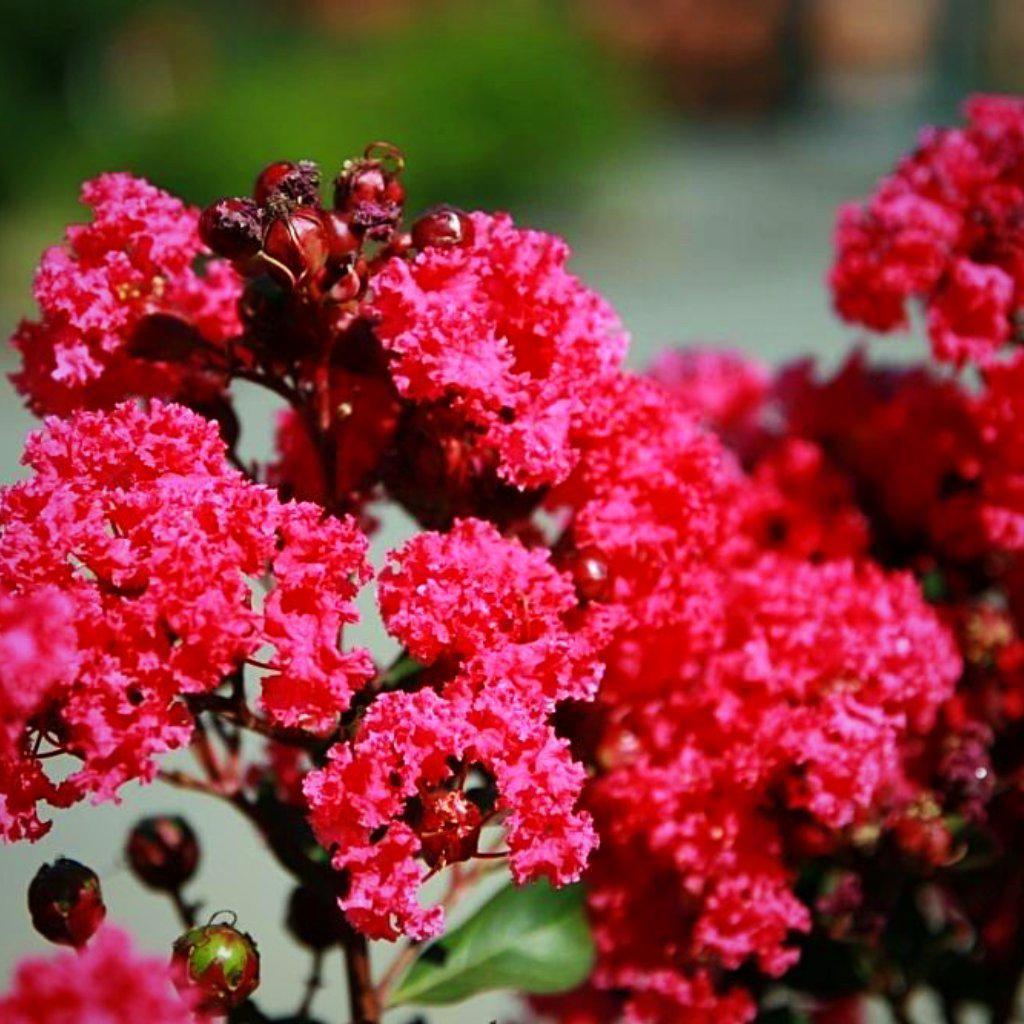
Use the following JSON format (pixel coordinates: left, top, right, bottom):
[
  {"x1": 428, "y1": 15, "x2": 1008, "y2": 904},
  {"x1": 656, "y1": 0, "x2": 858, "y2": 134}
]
[
  {"x1": 0, "y1": 926, "x2": 200, "y2": 1023},
  {"x1": 3, "y1": 104, "x2": 1024, "y2": 1024}
]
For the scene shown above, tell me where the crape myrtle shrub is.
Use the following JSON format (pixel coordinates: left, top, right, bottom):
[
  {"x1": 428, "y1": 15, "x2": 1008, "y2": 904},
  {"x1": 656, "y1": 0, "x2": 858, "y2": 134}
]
[{"x1": 4, "y1": 100, "x2": 1024, "y2": 1023}]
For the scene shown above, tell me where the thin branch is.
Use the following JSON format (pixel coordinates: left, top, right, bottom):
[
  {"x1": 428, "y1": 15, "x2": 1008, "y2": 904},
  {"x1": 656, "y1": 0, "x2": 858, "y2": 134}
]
[
  {"x1": 187, "y1": 692, "x2": 323, "y2": 751},
  {"x1": 157, "y1": 768, "x2": 222, "y2": 796},
  {"x1": 169, "y1": 887, "x2": 199, "y2": 929},
  {"x1": 375, "y1": 939, "x2": 421, "y2": 1008},
  {"x1": 190, "y1": 715, "x2": 223, "y2": 786},
  {"x1": 297, "y1": 949, "x2": 324, "y2": 1018},
  {"x1": 343, "y1": 933, "x2": 381, "y2": 1024}
]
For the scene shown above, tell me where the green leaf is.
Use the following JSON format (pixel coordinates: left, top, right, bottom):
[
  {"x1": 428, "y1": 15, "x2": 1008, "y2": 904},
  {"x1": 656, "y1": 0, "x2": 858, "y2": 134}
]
[{"x1": 389, "y1": 880, "x2": 594, "y2": 1007}]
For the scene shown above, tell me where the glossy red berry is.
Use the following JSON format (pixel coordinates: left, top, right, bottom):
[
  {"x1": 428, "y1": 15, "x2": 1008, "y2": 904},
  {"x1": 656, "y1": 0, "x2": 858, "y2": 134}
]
[
  {"x1": 263, "y1": 209, "x2": 330, "y2": 283},
  {"x1": 339, "y1": 162, "x2": 387, "y2": 206},
  {"x1": 333, "y1": 155, "x2": 404, "y2": 238},
  {"x1": 411, "y1": 206, "x2": 474, "y2": 251},
  {"x1": 568, "y1": 547, "x2": 612, "y2": 603},
  {"x1": 285, "y1": 885, "x2": 346, "y2": 950},
  {"x1": 254, "y1": 159, "x2": 321, "y2": 207},
  {"x1": 255, "y1": 161, "x2": 295, "y2": 204},
  {"x1": 28, "y1": 858, "x2": 106, "y2": 948},
  {"x1": 323, "y1": 210, "x2": 360, "y2": 260},
  {"x1": 126, "y1": 815, "x2": 200, "y2": 892},
  {"x1": 199, "y1": 198, "x2": 262, "y2": 260},
  {"x1": 171, "y1": 918, "x2": 260, "y2": 1013}
]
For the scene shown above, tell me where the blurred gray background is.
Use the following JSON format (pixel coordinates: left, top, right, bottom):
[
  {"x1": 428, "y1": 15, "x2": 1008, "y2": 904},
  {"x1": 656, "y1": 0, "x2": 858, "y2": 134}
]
[{"x1": 0, "y1": 1, "x2": 1018, "y2": 1020}]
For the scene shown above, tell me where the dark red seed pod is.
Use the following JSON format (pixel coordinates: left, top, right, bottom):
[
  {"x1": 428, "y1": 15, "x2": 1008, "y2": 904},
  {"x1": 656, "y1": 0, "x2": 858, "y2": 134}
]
[
  {"x1": 334, "y1": 160, "x2": 387, "y2": 210},
  {"x1": 416, "y1": 788, "x2": 482, "y2": 869},
  {"x1": 199, "y1": 198, "x2": 263, "y2": 260},
  {"x1": 323, "y1": 211, "x2": 360, "y2": 261},
  {"x1": 28, "y1": 858, "x2": 106, "y2": 948},
  {"x1": 333, "y1": 156, "x2": 404, "y2": 239},
  {"x1": 126, "y1": 816, "x2": 200, "y2": 892},
  {"x1": 263, "y1": 209, "x2": 330, "y2": 283},
  {"x1": 171, "y1": 918, "x2": 260, "y2": 1013},
  {"x1": 254, "y1": 159, "x2": 321, "y2": 207},
  {"x1": 384, "y1": 176, "x2": 406, "y2": 206},
  {"x1": 285, "y1": 885, "x2": 347, "y2": 950},
  {"x1": 411, "y1": 206, "x2": 474, "y2": 251},
  {"x1": 567, "y1": 547, "x2": 612, "y2": 603},
  {"x1": 254, "y1": 161, "x2": 296, "y2": 204}
]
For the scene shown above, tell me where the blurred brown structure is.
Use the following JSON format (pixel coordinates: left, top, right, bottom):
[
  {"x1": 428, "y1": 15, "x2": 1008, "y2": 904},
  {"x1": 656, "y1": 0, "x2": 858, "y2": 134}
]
[
  {"x1": 576, "y1": 0, "x2": 980, "y2": 115},
  {"x1": 265, "y1": 1, "x2": 1019, "y2": 118},
  {"x1": 988, "y1": 0, "x2": 1024, "y2": 91},
  {"x1": 578, "y1": 0, "x2": 795, "y2": 113},
  {"x1": 807, "y1": 0, "x2": 941, "y2": 105}
]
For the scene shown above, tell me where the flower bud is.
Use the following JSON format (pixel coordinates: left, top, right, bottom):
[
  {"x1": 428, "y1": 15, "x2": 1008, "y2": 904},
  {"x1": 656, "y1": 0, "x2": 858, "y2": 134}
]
[
  {"x1": 323, "y1": 211, "x2": 360, "y2": 261},
  {"x1": 199, "y1": 198, "x2": 263, "y2": 260},
  {"x1": 263, "y1": 209, "x2": 330, "y2": 283},
  {"x1": 171, "y1": 917, "x2": 260, "y2": 1013},
  {"x1": 567, "y1": 547, "x2": 612, "y2": 603},
  {"x1": 333, "y1": 152, "x2": 404, "y2": 239},
  {"x1": 126, "y1": 816, "x2": 200, "y2": 892},
  {"x1": 28, "y1": 858, "x2": 106, "y2": 948},
  {"x1": 254, "y1": 159, "x2": 321, "y2": 207},
  {"x1": 411, "y1": 206, "x2": 474, "y2": 251},
  {"x1": 285, "y1": 884, "x2": 346, "y2": 950}
]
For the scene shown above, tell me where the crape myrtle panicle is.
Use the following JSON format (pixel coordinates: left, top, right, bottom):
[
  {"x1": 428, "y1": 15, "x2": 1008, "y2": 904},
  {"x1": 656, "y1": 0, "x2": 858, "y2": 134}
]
[
  {"x1": 0, "y1": 927, "x2": 196, "y2": 1023},
  {"x1": 2, "y1": 102, "x2": 1024, "y2": 1023}
]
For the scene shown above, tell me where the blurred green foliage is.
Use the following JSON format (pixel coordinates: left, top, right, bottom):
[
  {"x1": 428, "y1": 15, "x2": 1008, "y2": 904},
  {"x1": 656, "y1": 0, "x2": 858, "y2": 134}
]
[{"x1": 0, "y1": 0, "x2": 640, "y2": 215}]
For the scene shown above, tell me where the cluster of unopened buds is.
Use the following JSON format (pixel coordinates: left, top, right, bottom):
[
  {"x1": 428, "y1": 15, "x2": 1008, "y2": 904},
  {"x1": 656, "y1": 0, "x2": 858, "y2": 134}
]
[
  {"x1": 5, "y1": 97, "x2": 1024, "y2": 1024},
  {"x1": 199, "y1": 144, "x2": 471, "y2": 338},
  {"x1": 24, "y1": 831, "x2": 259, "y2": 1015}
]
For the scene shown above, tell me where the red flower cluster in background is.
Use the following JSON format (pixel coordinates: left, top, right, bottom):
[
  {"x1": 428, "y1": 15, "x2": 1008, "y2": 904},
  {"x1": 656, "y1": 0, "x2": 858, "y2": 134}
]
[
  {"x1": 831, "y1": 94, "x2": 1024, "y2": 368},
  {"x1": 3, "y1": 101, "x2": 1024, "y2": 1024},
  {"x1": 0, "y1": 927, "x2": 195, "y2": 1023}
]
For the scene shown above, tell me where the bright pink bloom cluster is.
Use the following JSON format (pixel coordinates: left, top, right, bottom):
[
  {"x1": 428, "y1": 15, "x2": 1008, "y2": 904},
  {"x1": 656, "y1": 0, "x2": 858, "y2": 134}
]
[
  {"x1": 305, "y1": 518, "x2": 600, "y2": 939},
  {"x1": 0, "y1": 589, "x2": 80, "y2": 842},
  {"x1": 7, "y1": 119, "x2": 1024, "y2": 1022},
  {"x1": 0, "y1": 927, "x2": 194, "y2": 1023},
  {"x1": 0, "y1": 400, "x2": 373, "y2": 840},
  {"x1": 971, "y1": 354, "x2": 1024, "y2": 551},
  {"x1": 648, "y1": 346, "x2": 771, "y2": 457},
  {"x1": 12, "y1": 173, "x2": 242, "y2": 416},
  {"x1": 830, "y1": 95, "x2": 1024, "y2": 366},
  {"x1": 370, "y1": 212, "x2": 628, "y2": 490},
  {"x1": 549, "y1": 373, "x2": 729, "y2": 704},
  {"x1": 540, "y1": 368, "x2": 961, "y2": 1021},
  {"x1": 706, "y1": 345, "x2": 1024, "y2": 563}
]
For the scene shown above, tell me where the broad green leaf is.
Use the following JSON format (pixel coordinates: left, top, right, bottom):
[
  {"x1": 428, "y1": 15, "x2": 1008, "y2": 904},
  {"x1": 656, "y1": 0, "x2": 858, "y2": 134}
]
[{"x1": 389, "y1": 880, "x2": 594, "y2": 1007}]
